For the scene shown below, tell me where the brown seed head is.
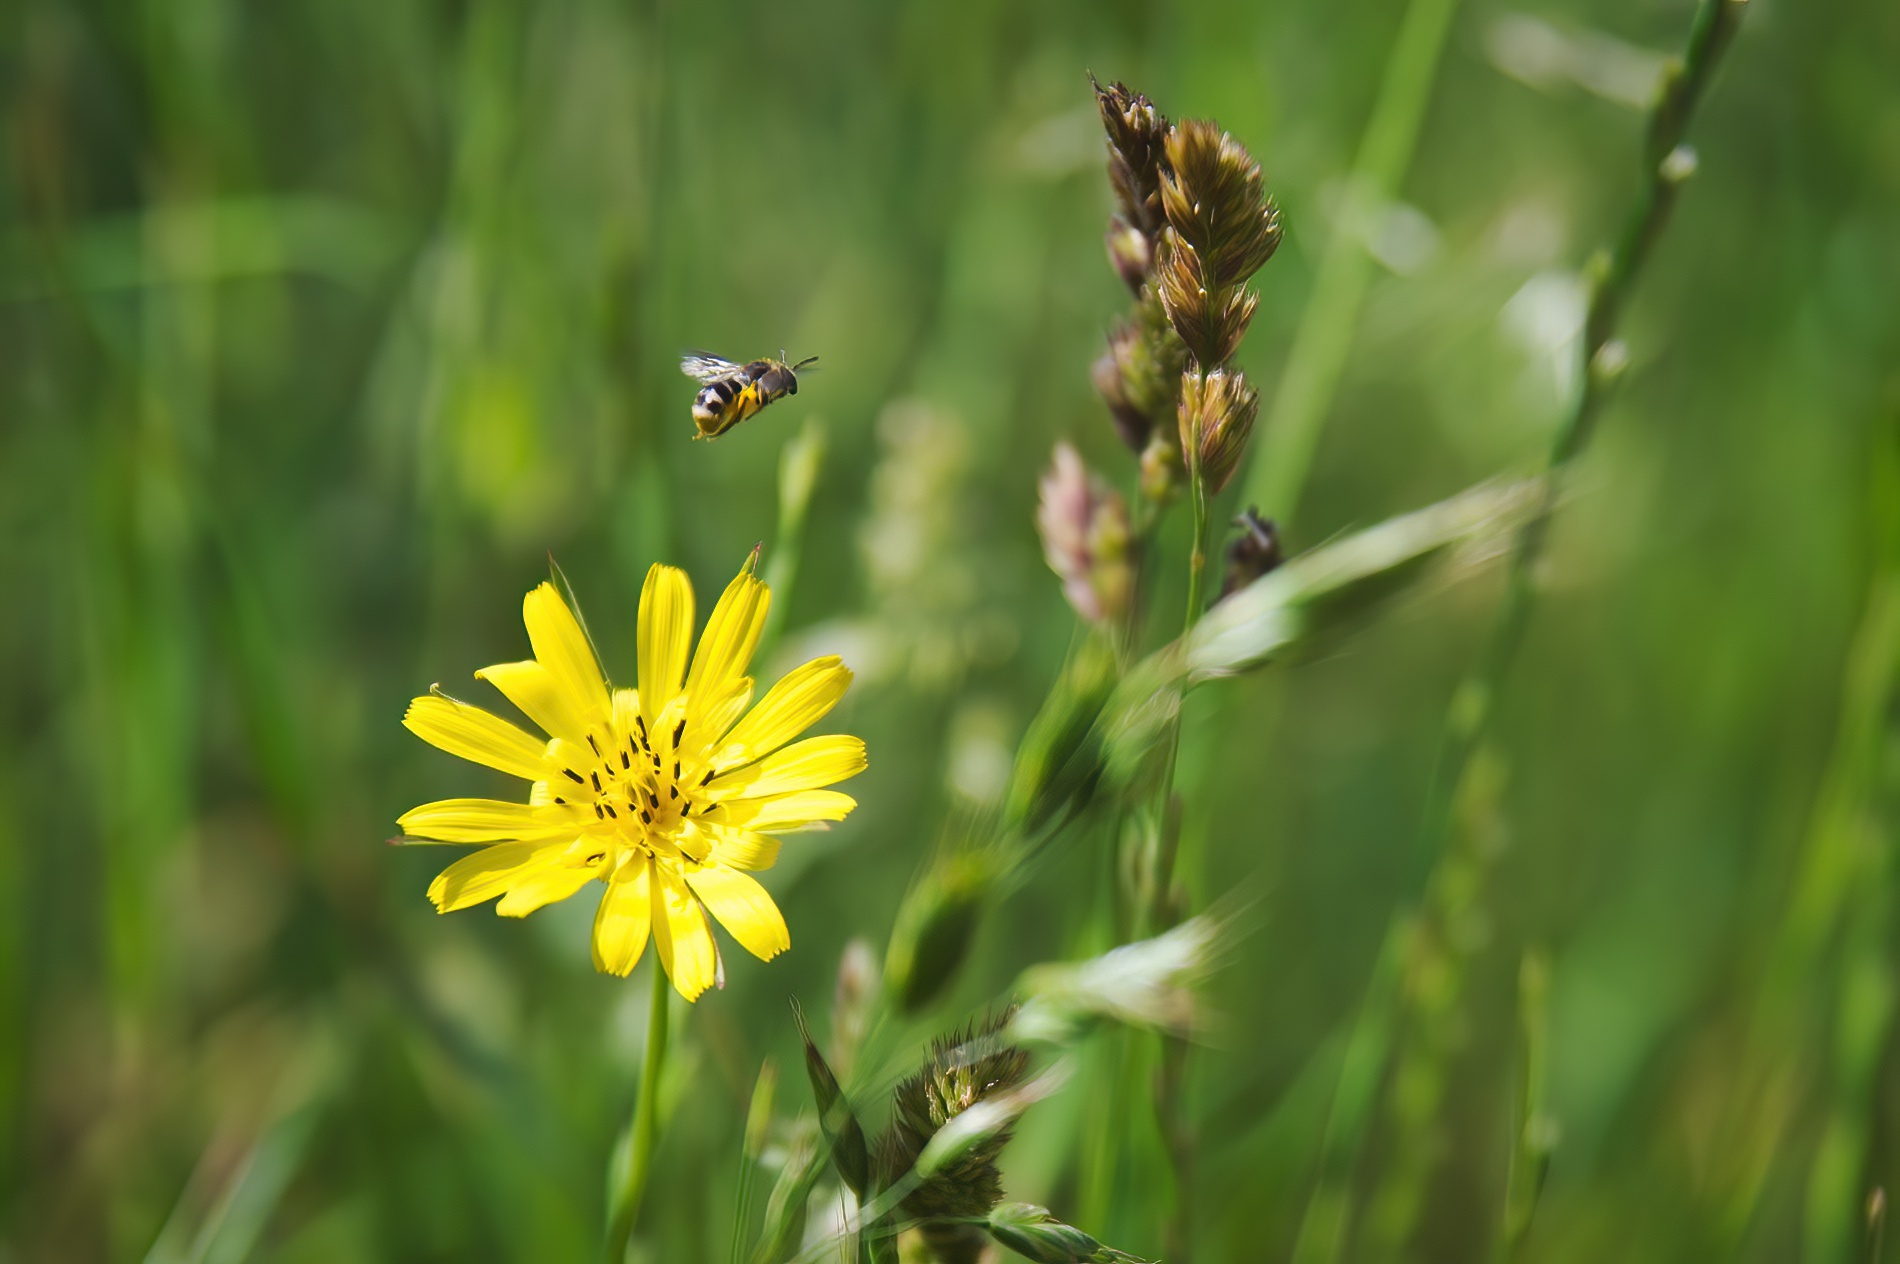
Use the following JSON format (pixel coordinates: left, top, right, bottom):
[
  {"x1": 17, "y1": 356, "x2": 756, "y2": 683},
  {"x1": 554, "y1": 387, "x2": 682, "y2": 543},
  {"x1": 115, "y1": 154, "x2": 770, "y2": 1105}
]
[
  {"x1": 1221, "y1": 507, "x2": 1284, "y2": 598},
  {"x1": 1178, "y1": 367, "x2": 1259, "y2": 494},
  {"x1": 1161, "y1": 120, "x2": 1282, "y2": 288},
  {"x1": 1155, "y1": 232, "x2": 1261, "y2": 367},
  {"x1": 1152, "y1": 120, "x2": 1281, "y2": 368},
  {"x1": 1090, "y1": 76, "x2": 1169, "y2": 237},
  {"x1": 1093, "y1": 295, "x2": 1189, "y2": 452}
]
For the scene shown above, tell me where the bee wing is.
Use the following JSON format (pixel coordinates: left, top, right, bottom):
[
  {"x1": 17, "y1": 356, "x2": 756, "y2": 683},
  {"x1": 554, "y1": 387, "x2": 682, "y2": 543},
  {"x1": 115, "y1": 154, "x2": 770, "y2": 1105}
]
[{"x1": 681, "y1": 353, "x2": 745, "y2": 384}]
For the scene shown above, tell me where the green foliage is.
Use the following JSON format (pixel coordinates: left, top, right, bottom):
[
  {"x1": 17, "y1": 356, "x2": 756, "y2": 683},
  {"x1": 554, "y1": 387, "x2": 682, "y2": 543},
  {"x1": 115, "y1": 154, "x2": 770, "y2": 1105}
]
[{"x1": 3, "y1": 0, "x2": 1898, "y2": 1261}]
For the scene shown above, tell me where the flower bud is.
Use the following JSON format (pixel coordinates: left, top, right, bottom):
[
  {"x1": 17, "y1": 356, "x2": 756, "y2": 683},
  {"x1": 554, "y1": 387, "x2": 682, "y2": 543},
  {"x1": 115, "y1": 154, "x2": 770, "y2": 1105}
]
[
  {"x1": 1178, "y1": 366, "x2": 1259, "y2": 494},
  {"x1": 1104, "y1": 216, "x2": 1152, "y2": 294},
  {"x1": 1004, "y1": 631, "x2": 1117, "y2": 837},
  {"x1": 1091, "y1": 346, "x2": 1149, "y2": 452},
  {"x1": 986, "y1": 1203, "x2": 1154, "y2": 1263},
  {"x1": 1220, "y1": 507, "x2": 1283, "y2": 598},
  {"x1": 792, "y1": 999, "x2": 869, "y2": 1196},
  {"x1": 884, "y1": 851, "x2": 996, "y2": 1014},
  {"x1": 1036, "y1": 443, "x2": 1133, "y2": 627},
  {"x1": 1138, "y1": 431, "x2": 1182, "y2": 505},
  {"x1": 744, "y1": 1058, "x2": 778, "y2": 1162}
]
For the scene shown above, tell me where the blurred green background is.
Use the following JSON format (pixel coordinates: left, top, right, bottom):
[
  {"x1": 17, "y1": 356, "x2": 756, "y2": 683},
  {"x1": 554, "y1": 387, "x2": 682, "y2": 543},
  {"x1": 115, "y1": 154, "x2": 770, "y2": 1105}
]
[{"x1": 4, "y1": 0, "x2": 1899, "y2": 1260}]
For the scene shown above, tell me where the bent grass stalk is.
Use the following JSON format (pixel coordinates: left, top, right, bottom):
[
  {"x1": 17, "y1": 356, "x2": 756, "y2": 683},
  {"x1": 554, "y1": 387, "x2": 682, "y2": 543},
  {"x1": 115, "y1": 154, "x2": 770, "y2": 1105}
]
[{"x1": 1360, "y1": 0, "x2": 1748, "y2": 1253}]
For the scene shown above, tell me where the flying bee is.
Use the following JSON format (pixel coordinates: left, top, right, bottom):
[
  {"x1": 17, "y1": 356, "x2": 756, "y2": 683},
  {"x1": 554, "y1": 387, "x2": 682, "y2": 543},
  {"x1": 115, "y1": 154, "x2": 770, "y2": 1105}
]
[{"x1": 679, "y1": 351, "x2": 818, "y2": 439}]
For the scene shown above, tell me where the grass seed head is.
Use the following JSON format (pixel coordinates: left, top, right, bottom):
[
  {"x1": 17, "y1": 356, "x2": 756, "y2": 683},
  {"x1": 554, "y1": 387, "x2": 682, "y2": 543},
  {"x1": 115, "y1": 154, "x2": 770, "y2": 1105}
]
[
  {"x1": 1094, "y1": 293, "x2": 1189, "y2": 453},
  {"x1": 1178, "y1": 366, "x2": 1260, "y2": 493},
  {"x1": 1091, "y1": 75, "x2": 1169, "y2": 239},
  {"x1": 879, "y1": 1011, "x2": 1035, "y2": 1241},
  {"x1": 1152, "y1": 118, "x2": 1282, "y2": 368},
  {"x1": 1037, "y1": 443, "x2": 1134, "y2": 627}
]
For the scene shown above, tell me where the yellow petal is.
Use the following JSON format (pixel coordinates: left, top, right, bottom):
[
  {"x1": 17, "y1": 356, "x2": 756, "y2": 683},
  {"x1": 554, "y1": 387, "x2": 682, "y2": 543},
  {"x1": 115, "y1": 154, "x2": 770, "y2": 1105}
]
[
  {"x1": 717, "y1": 657, "x2": 853, "y2": 768},
  {"x1": 428, "y1": 840, "x2": 565, "y2": 912},
  {"x1": 592, "y1": 860, "x2": 653, "y2": 975},
  {"x1": 523, "y1": 583, "x2": 611, "y2": 728},
  {"x1": 613, "y1": 688, "x2": 642, "y2": 744},
  {"x1": 398, "y1": 798, "x2": 577, "y2": 843},
  {"x1": 706, "y1": 826, "x2": 782, "y2": 871},
  {"x1": 697, "y1": 677, "x2": 754, "y2": 748},
  {"x1": 475, "y1": 660, "x2": 588, "y2": 746},
  {"x1": 652, "y1": 864, "x2": 717, "y2": 1001},
  {"x1": 638, "y1": 565, "x2": 695, "y2": 729},
  {"x1": 708, "y1": 735, "x2": 867, "y2": 801},
  {"x1": 686, "y1": 865, "x2": 789, "y2": 962},
  {"x1": 719, "y1": 790, "x2": 857, "y2": 833},
  {"x1": 497, "y1": 855, "x2": 601, "y2": 917},
  {"x1": 684, "y1": 568, "x2": 769, "y2": 714},
  {"x1": 405, "y1": 695, "x2": 550, "y2": 781}
]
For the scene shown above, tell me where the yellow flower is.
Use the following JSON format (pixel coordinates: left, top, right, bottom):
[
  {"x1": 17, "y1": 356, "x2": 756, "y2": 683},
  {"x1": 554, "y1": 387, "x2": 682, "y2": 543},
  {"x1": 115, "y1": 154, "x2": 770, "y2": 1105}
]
[{"x1": 398, "y1": 559, "x2": 864, "y2": 1001}]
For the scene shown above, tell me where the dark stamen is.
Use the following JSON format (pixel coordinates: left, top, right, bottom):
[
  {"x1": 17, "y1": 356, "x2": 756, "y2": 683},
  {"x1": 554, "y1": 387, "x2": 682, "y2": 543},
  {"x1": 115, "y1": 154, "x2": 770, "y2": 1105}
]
[
  {"x1": 587, "y1": 734, "x2": 601, "y2": 756},
  {"x1": 700, "y1": 770, "x2": 715, "y2": 786},
  {"x1": 563, "y1": 768, "x2": 585, "y2": 785},
  {"x1": 669, "y1": 785, "x2": 678, "y2": 800},
  {"x1": 621, "y1": 750, "x2": 631, "y2": 770},
  {"x1": 673, "y1": 760, "x2": 681, "y2": 779},
  {"x1": 593, "y1": 804, "x2": 603, "y2": 819},
  {"x1": 640, "y1": 809, "x2": 652, "y2": 824},
  {"x1": 672, "y1": 719, "x2": 686, "y2": 746},
  {"x1": 604, "y1": 803, "x2": 617, "y2": 818},
  {"x1": 647, "y1": 790, "x2": 660, "y2": 809},
  {"x1": 590, "y1": 771, "x2": 602, "y2": 792}
]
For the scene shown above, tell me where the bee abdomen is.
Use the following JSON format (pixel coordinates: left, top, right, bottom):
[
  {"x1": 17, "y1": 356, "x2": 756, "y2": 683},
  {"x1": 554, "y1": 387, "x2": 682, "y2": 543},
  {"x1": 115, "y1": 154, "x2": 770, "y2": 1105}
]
[{"x1": 694, "y1": 380, "x2": 734, "y2": 423}]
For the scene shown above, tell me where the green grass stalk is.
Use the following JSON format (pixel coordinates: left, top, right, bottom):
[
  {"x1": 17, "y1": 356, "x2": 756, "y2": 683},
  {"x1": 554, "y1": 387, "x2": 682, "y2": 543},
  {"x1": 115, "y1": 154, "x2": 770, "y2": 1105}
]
[{"x1": 1241, "y1": 0, "x2": 1463, "y2": 528}]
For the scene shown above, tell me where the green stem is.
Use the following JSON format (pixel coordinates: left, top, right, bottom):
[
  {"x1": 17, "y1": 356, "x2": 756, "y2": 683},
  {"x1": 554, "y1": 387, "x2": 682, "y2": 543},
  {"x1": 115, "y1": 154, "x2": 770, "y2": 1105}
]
[
  {"x1": 1240, "y1": 0, "x2": 1463, "y2": 528},
  {"x1": 1184, "y1": 469, "x2": 1209, "y2": 638},
  {"x1": 1140, "y1": 462, "x2": 1210, "y2": 1259},
  {"x1": 604, "y1": 964, "x2": 672, "y2": 1262}
]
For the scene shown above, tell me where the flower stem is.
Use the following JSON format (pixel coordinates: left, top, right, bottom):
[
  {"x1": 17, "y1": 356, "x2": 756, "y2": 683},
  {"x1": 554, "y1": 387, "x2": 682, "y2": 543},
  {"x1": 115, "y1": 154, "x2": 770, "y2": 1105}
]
[
  {"x1": 605, "y1": 963, "x2": 672, "y2": 1262},
  {"x1": 1184, "y1": 466, "x2": 1209, "y2": 638},
  {"x1": 1142, "y1": 461, "x2": 1210, "y2": 1259}
]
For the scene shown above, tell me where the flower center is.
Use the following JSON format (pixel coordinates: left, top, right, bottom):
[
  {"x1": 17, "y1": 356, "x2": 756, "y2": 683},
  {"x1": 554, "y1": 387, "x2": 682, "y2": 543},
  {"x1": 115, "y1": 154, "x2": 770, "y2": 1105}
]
[{"x1": 552, "y1": 715, "x2": 716, "y2": 866}]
